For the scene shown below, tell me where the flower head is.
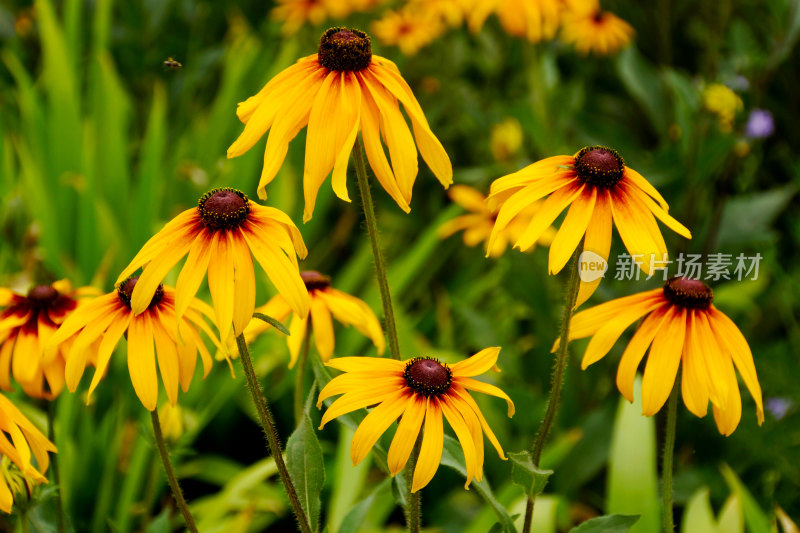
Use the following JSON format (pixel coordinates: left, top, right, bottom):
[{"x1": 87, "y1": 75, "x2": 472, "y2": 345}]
[
  {"x1": 115, "y1": 188, "x2": 309, "y2": 342},
  {"x1": 567, "y1": 277, "x2": 764, "y2": 435},
  {"x1": 46, "y1": 278, "x2": 220, "y2": 411},
  {"x1": 317, "y1": 347, "x2": 514, "y2": 491},
  {"x1": 0, "y1": 393, "x2": 56, "y2": 513},
  {"x1": 0, "y1": 280, "x2": 99, "y2": 400},
  {"x1": 703, "y1": 83, "x2": 743, "y2": 132},
  {"x1": 744, "y1": 108, "x2": 774, "y2": 139},
  {"x1": 488, "y1": 146, "x2": 692, "y2": 307},
  {"x1": 241, "y1": 270, "x2": 384, "y2": 366},
  {"x1": 439, "y1": 185, "x2": 554, "y2": 257},
  {"x1": 466, "y1": 0, "x2": 560, "y2": 42},
  {"x1": 227, "y1": 27, "x2": 453, "y2": 221},
  {"x1": 490, "y1": 118, "x2": 524, "y2": 162},
  {"x1": 371, "y1": 6, "x2": 446, "y2": 56},
  {"x1": 560, "y1": 0, "x2": 634, "y2": 55}
]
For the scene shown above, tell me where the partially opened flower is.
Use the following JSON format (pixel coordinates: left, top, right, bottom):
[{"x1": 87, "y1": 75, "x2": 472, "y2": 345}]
[
  {"x1": 46, "y1": 278, "x2": 220, "y2": 411},
  {"x1": 0, "y1": 393, "x2": 56, "y2": 513},
  {"x1": 227, "y1": 27, "x2": 453, "y2": 221},
  {"x1": 242, "y1": 271, "x2": 384, "y2": 367},
  {"x1": 560, "y1": 0, "x2": 633, "y2": 55},
  {"x1": 439, "y1": 185, "x2": 555, "y2": 257},
  {"x1": 466, "y1": 0, "x2": 560, "y2": 42},
  {"x1": 0, "y1": 280, "x2": 99, "y2": 400},
  {"x1": 116, "y1": 188, "x2": 309, "y2": 342},
  {"x1": 317, "y1": 347, "x2": 514, "y2": 491},
  {"x1": 488, "y1": 146, "x2": 692, "y2": 307},
  {"x1": 566, "y1": 277, "x2": 764, "y2": 435}
]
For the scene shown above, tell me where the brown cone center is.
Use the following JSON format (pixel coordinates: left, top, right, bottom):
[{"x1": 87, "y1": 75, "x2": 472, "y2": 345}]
[
  {"x1": 118, "y1": 276, "x2": 164, "y2": 309},
  {"x1": 574, "y1": 146, "x2": 625, "y2": 188},
  {"x1": 317, "y1": 27, "x2": 372, "y2": 72},
  {"x1": 198, "y1": 188, "x2": 250, "y2": 231},
  {"x1": 404, "y1": 357, "x2": 452, "y2": 397},
  {"x1": 301, "y1": 271, "x2": 331, "y2": 292},
  {"x1": 27, "y1": 285, "x2": 58, "y2": 303},
  {"x1": 663, "y1": 276, "x2": 713, "y2": 310}
]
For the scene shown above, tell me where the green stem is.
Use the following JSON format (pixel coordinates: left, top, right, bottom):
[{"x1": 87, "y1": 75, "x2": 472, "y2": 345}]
[
  {"x1": 294, "y1": 327, "x2": 312, "y2": 424},
  {"x1": 46, "y1": 403, "x2": 64, "y2": 533},
  {"x1": 404, "y1": 434, "x2": 423, "y2": 533},
  {"x1": 523, "y1": 246, "x2": 582, "y2": 533},
  {"x1": 661, "y1": 386, "x2": 679, "y2": 533},
  {"x1": 236, "y1": 334, "x2": 313, "y2": 533},
  {"x1": 353, "y1": 135, "x2": 401, "y2": 361},
  {"x1": 150, "y1": 410, "x2": 198, "y2": 533}
]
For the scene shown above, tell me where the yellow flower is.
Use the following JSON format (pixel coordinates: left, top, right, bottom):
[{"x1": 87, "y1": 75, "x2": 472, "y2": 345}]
[
  {"x1": 560, "y1": 0, "x2": 633, "y2": 55},
  {"x1": 371, "y1": 6, "x2": 445, "y2": 56},
  {"x1": 0, "y1": 393, "x2": 56, "y2": 513},
  {"x1": 317, "y1": 348, "x2": 514, "y2": 492},
  {"x1": 116, "y1": 188, "x2": 309, "y2": 342},
  {"x1": 439, "y1": 185, "x2": 554, "y2": 257},
  {"x1": 566, "y1": 277, "x2": 763, "y2": 435},
  {"x1": 407, "y1": 0, "x2": 467, "y2": 27},
  {"x1": 242, "y1": 271, "x2": 385, "y2": 367},
  {"x1": 227, "y1": 27, "x2": 453, "y2": 221},
  {"x1": 466, "y1": 0, "x2": 560, "y2": 42},
  {"x1": 158, "y1": 402, "x2": 186, "y2": 442},
  {"x1": 488, "y1": 146, "x2": 692, "y2": 307},
  {"x1": 46, "y1": 278, "x2": 220, "y2": 411},
  {"x1": 489, "y1": 118, "x2": 524, "y2": 162},
  {"x1": 703, "y1": 83, "x2": 743, "y2": 132},
  {"x1": 0, "y1": 280, "x2": 99, "y2": 400},
  {"x1": 271, "y1": 0, "x2": 337, "y2": 36}
]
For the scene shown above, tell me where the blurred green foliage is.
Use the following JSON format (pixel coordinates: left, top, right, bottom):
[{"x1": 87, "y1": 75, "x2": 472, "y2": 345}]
[{"x1": 0, "y1": 0, "x2": 798, "y2": 531}]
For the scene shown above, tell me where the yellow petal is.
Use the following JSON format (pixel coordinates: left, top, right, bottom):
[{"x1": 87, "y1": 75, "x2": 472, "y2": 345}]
[
  {"x1": 325, "y1": 356, "x2": 404, "y2": 373},
  {"x1": 174, "y1": 233, "x2": 212, "y2": 325},
  {"x1": 310, "y1": 296, "x2": 335, "y2": 362},
  {"x1": 441, "y1": 397, "x2": 478, "y2": 489},
  {"x1": 549, "y1": 187, "x2": 596, "y2": 274},
  {"x1": 452, "y1": 385, "x2": 506, "y2": 460},
  {"x1": 412, "y1": 398, "x2": 444, "y2": 492},
  {"x1": 574, "y1": 190, "x2": 613, "y2": 308},
  {"x1": 351, "y1": 390, "x2": 411, "y2": 465},
  {"x1": 319, "y1": 385, "x2": 401, "y2": 429},
  {"x1": 127, "y1": 314, "x2": 158, "y2": 411},
  {"x1": 622, "y1": 167, "x2": 669, "y2": 210},
  {"x1": 152, "y1": 317, "x2": 180, "y2": 406},
  {"x1": 387, "y1": 394, "x2": 427, "y2": 475},
  {"x1": 641, "y1": 308, "x2": 686, "y2": 416},
  {"x1": 231, "y1": 231, "x2": 256, "y2": 337},
  {"x1": 207, "y1": 232, "x2": 235, "y2": 341},
  {"x1": 450, "y1": 347, "x2": 501, "y2": 378},
  {"x1": 515, "y1": 183, "x2": 583, "y2": 252},
  {"x1": 88, "y1": 312, "x2": 131, "y2": 398},
  {"x1": 681, "y1": 311, "x2": 710, "y2": 418},
  {"x1": 581, "y1": 298, "x2": 661, "y2": 369},
  {"x1": 453, "y1": 376, "x2": 515, "y2": 416},
  {"x1": 287, "y1": 314, "x2": 308, "y2": 369}
]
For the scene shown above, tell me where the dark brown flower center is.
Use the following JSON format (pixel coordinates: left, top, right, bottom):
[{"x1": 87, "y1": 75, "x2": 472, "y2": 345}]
[
  {"x1": 301, "y1": 271, "x2": 331, "y2": 292},
  {"x1": 118, "y1": 277, "x2": 164, "y2": 310},
  {"x1": 663, "y1": 276, "x2": 713, "y2": 310},
  {"x1": 574, "y1": 146, "x2": 625, "y2": 188},
  {"x1": 318, "y1": 27, "x2": 372, "y2": 72},
  {"x1": 27, "y1": 285, "x2": 59, "y2": 304},
  {"x1": 8, "y1": 284, "x2": 75, "y2": 330},
  {"x1": 404, "y1": 357, "x2": 452, "y2": 397},
  {"x1": 198, "y1": 188, "x2": 250, "y2": 232}
]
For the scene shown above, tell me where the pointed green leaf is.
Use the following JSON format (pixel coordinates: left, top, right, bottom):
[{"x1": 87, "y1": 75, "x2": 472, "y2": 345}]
[
  {"x1": 507, "y1": 450, "x2": 553, "y2": 498},
  {"x1": 252, "y1": 313, "x2": 291, "y2": 335},
  {"x1": 286, "y1": 411, "x2": 326, "y2": 529},
  {"x1": 681, "y1": 487, "x2": 716, "y2": 533},
  {"x1": 569, "y1": 514, "x2": 640, "y2": 533}
]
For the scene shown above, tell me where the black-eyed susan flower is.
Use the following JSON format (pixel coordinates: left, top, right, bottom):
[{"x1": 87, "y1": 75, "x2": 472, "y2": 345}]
[
  {"x1": 115, "y1": 188, "x2": 309, "y2": 342},
  {"x1": 567, "y1": 277, "x2": 763, "y2": 435},
  {"x1": 240, "y1": 271, "x2": 384, "y2": 367},
  {"x1": 45, "y1": 278, "x2": 219, "y2": 411},
  {"x1": 560, "y1": 0, "x2": 633, "y2": 55},
  {"x1": 371, "y1": 6, "x2": 446, "y2": 56},
  {"x1": 439, "y1": 185, "x2": 554, "y2": 257},
  {"x1": 271, "y1": 0, "x2": 340, "y2": 35},
  {"x1": 0, "y1": 393, "x2": 56, "y2": 513},
  {"x1": 226, "y1": 27, "x2": 453, "y2": 221},
  {"x1": 488, "y1": 146, "x2": 692, "y2": 307},
  {"x1": 0, "y1": 280, "x2": 99, "y2": 400},
  {"x1": 317, "y1": 347, "x2": 514, "y2": 492},
  {"x1": 467, "y1": 0, "x2": 560, "y2": 42}
]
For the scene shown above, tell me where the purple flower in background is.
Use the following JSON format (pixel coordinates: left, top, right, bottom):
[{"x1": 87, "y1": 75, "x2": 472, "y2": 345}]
[
  {"x1": 745, "y1": 108, "x2": 775, "y2": 139},
  {"x1": 766, "y1": 397, "x2": 792, "y2": 420}
]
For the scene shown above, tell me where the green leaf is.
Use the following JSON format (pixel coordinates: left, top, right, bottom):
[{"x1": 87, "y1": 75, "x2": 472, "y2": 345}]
[
  {"x1": 145, "y1": 508, "x2": 172, "y2": 533},
  {"x1": 338, "y1": 479, "x2": 392, "y2": 533},
  {"x1": 720, "y1": 464, "x2": 771, "y2": 533},
  {"x1": 286, "y1": 411, "x2": 326, "y2": 530},
  {"x1": 717, "y1": 186, "x2": 796, "y2": 246},
  {"x1": 716, "y1": 494, "x2": 744, "y2": 533},
  {"x1": 441, "y1": 435, "x2": 518, "y2": 533},
  {"x1": 569, "y1": 514, "x2": 640, "y2": 533},
  {"x1": 508, "y1": 450, "x2": 553, "y2": 498},
  {"x1": 681, "y1": 487, "x2": 716, "y2": 533},
  {"x1": 252, "y1": 313, "x2": 291, "y2": 335},
  {"x1": 607, "y1": 377, "x2": 660, "y2": 533}
]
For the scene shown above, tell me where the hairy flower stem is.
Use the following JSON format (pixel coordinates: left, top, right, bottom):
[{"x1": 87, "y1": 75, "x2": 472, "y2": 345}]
[
  {"x1": 661, "y1": 386, "x2": 679, "y2": 532},
  {"x1": 294, "y1": 328, "x2": 312, "y2": 424},
  {"x1": 523, "y1": 246, "x2": 582, "y2": 533},
  {"x1": 404, "y1": 434, "x2": 423, "y2": 533},
  {"x1": 353, "y1": 135, "x2": 401, "y2": 361},
  {"x1": 150, "y1": 410, "x2": 198, "y2": 533},
  {"x1": 236, "y1": 334, "x2": 313, "y2": 533},
  {"x1": 46, "y1": 403, "x2": 64, "y2": 533}
]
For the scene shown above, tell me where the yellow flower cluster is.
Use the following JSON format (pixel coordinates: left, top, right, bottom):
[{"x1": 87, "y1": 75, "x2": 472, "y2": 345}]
[{"x1": 703, "y1": 83, "x2": 743, "y2": 132}]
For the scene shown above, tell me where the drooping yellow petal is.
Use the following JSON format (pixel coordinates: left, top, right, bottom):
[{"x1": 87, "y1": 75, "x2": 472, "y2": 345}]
[
  {"x1": 609, "y1": 188, "x2": 663, "y2": 275},
  {"x1": 694, "y1": 311, "x2": 732, "y2": 409},
  {"x1": 310, "y1": 296, "x2": 335, "y2": 362},
  {"x1": 581, "y1": 298, "x2": 662, "y2": 369},
  {"x1": 152, "y1": 316, "x2": 180, "y2": 406},
  {"x1": 330, "y1": 72, "x2": 362, "y2": 205},
  {"x1": 387, "y1": 394, "x2": 427, "y2": 475},
  {"x1": 621, "y1": 167, "x2": 669, "y2": 210},
  {"x1": 234, "y1": 56, "x2": 318, "y2": 124},
  {"x1": 351, "y1": 390, "x2": 411, "y2": 465},
  {"x1": 127, "y1": 314, "x2": 159, "y2": 411},
  {"x1": 249, "y1": 204, "x2": 308, "y2": 259},
  {"x1": 450, "y1": 347, "x2": 501, "y2": 378},
  {"x1": 452, "y1": 385, "x2": 506, "y2": 460},
  {"x1": 10, "y1": 330, "x2": 39, "y2": 385},
  {"x1": 63, "y1": 309, "x2": 118, "y2": 392},
  {"x1": 454, "y1": 377, "x2": 515, "y2": 416},
  {"x1": 231, "y1": 231, "x2": 256, "y2": 337},
  {"x1": 487, "y1": 157, "x2": 575, "y2": 202},
  {"x1": 515, "y1": 183, "x2": 584, "y2": 252},
  {"x1": 575, "y1": 190, "x2": 613, "y2": 308},
  {"x1": 174, "y1": 233, "x2": 212, "y2": 325},
  {"x1": 567, "y1": 289, "x2": 663, "y2": 343},
  {"x1": 411, "y1": 398, "x2": 444, "y2": 492},
  {"x1": 207, "y1": 232, "x2": 236, "y2": 342},
  {"x1": 641, "y1": 308, "x2": 686, "y2": 416},
  {"x1": 681, "y1": 311, "x2": 710, "y2": 418},
  {"x1": 319, "y1": 385, "x2": 402, "y2": 429},
  {"x1": 549, "y1": 187, "x2": 597, "y2": 274},
  {"x1": 287, "y1": 314, "x2": 308, "y2": 369},
  {"x1": 131, "y1": 231, "x2": 196, "y2": 315},
  {"x1": 87, "y1": 311, "x2": 131, "y2": 398},
  {"x1": 317, "y1": 289, "x2": 385, "y2": 355},
  {"x1": 448, "y1": 185, "x2": 490, "y2": 213},
  {"x1": 629, "y1": 184, "x2": 692, "y2": 240},
  {"x1": 451, "y1": 392, "x2": 485, "y2": 481},
  {"x1": 325, "y1": 356, "x2": 404, "y2": 373},
  {"x1": 317, "y1": 373, "x2": 403, "y2": 406},
  {"x1": 441, "y1": 397, "x2": 478, "y2": 488}
]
